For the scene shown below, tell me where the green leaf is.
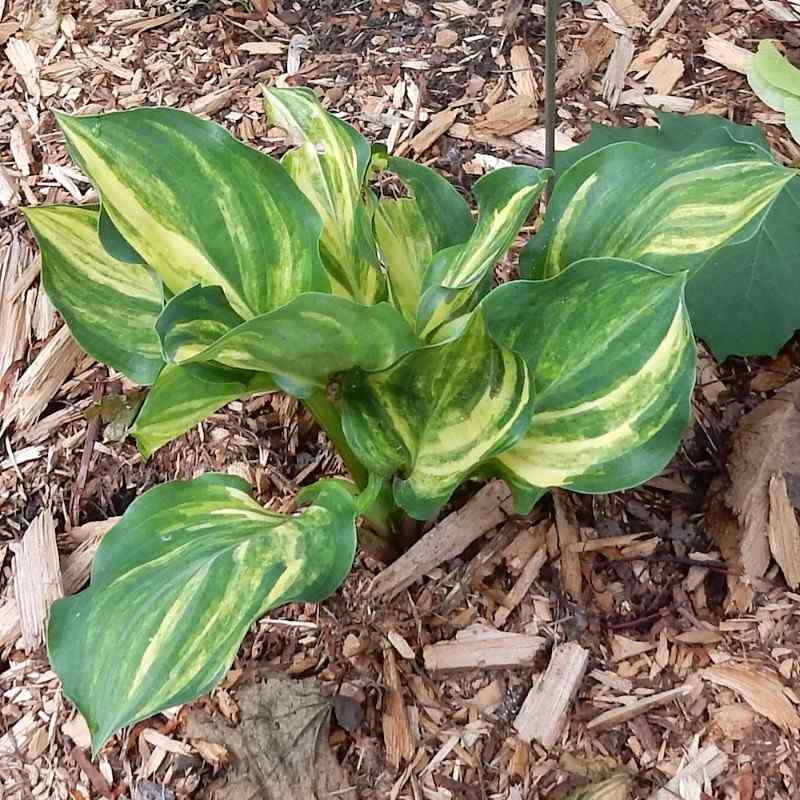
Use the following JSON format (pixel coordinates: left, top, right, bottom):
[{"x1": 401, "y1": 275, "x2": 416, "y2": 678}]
[
  {"x1": 341, "y1": 309, "x2": 532, "y2": 519},
  {"x1": 131, "y1": 363, "x2": 275, "y2": 459},
  {"x1": 48, "y1": 475, "x2": 357, "y2": 754},
  {"x1": 483, "y1": 258, "x2": 695, "y2": 495},
  {"x1": 55, "y1": 107, "x2": 327, "y2": 320},
  {"x1": 157, "y1": 286, "x2": 420, "y2": 398},
  {"x1": 97, "y1": 206, "x2": 144, "y2": 264},
  {"x1": 22, "y1": 205, "x2": 164, "y2": 385},
  {"x1": 374, "y1": 156, "x2": 473, "y2": 322},
  {"x1": 416, "y1": 166, "x2": 548, "y2": 338},
  {"x1": 748, "y1": 40, "x2": 800, "y2": 107},
  {"x1": 263, "y1": 87, "x2": 385, "y2": 304},
  {"x1": 534, "y1": 116, "x2": 800, "y2": 358}
]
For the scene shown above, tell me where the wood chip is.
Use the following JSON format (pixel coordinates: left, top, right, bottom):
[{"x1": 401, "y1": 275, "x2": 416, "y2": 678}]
[
  {"x1": 649, "y1": 745, "x2": 728, "y2": 800},
  {"x1": 649, "y1": 0, "x2": 683, "y2": 35},
  {"x1": 556, "y1": 23, "x2": 615, "y2": 96},
  {"x1": 408, "y1": 107, "x2": 458, "y2": 155},
  {"x1": 238, "y1": 41, "x2": 285, "y2": 55},
  {"x1": 587, "y1": 686, "x2": 691, "y2": 731},
  {"x1": 618, "y1": 89, "x2": 694, "y2": 112},
  {"x1": 474, "y1": 94, "x2": 537, "y2": 136},
  {"x1": 631, "y1": 37, "x2": 670, "y2": 76},
  {"x1": 602, "y1": 34, "x2": 635, "y2": 108},
  {"x1": 607, "y1": 0, "x2": 648, "y2": 27},
  {"x1": 12, "y1": 509, "x2": 63, "y2": 650},
  {"x1": 188, "y1": 88, "x2": 235, "y2": 116},
  {"x1": 387, "y1": 630, "x2": 416, "y2": 660},
  {"x1": 370, "y1": 480, "x2": 513, "y2": 599},
  {"x1": 767, "y1": 473, "x2": 800, "y2": 589},
  {"x1": 513, "y1": 642, "x2": 589, "y2": 747},
  {"x1": 382, "y1": 646, "x2": 414, "y2": 769},
  {"x1": 704, "y1": 663, "x2": 800, "y2": 730},
  {"x1": 701, "y1": 33, "x2": 752, "y2": 75},
  {"x1": 423, "y1": 624, "x2": 546, "y2": 671},
  {"x1": 495, "y1": 547, "x2": 547, "y2": 626},
  {"x1": 510, "y1": 43, "x2": 539, "y2": 101},
  {"x1": 645, "y1": 54, "x2": 684, "y2": 95},
  {"x1": 553, "y1": 490, "x2": 582, "y2": 599}
]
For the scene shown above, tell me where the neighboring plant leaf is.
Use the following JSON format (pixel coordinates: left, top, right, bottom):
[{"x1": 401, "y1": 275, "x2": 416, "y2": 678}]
[
  {"x1": 374, "y1": 156, "x2": 473, "y2": 322},
  {"x1": 131, "y1": 363, "x2": 275, "y2": 459},
  {"x1": 23, "y1": 205, "x2": 164, "y2": 385},
  {"x1": 263, "y1": 86, "x2": 385, "y2": 305},
  {"x1": 524, "y1": 134, "x2": 796, "y2": 359},
  {"x1": 341, "y1": 309, "x2": 532, "y2": 519},
  {"x1": 48, "y1": 475, "x2": 358, "y2": 753},
  {"x1": 483, "y1": 258, "x2": 695, "y2": 496},
  {"x1": 416, "y1": 166, "x2": 548, "y2": 337},
  {"x1": 55, "y1": 108, "x2": 328, "y2": 319},
  {"x1": 98, "y1": 206, "x2": 144, "y2": 264},
  {"x1": 157, "y1": 286, "x2": 419, "y2": 398},
  {"x1": 748, "y1": 40, "x2": 800, "y2": 108}
]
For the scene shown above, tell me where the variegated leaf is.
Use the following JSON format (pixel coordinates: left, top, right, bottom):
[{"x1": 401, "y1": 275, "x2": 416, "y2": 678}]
[
  {"x1": 131, "y1": 363, "x2": 275, "y2": 459},
  {"x1": 157, "y1": 285, "x2": 419, "y2": 398},
  {"x1": 56, "y1": 108, "x2": 328, "y2": 319},
  {"x1": 23, "y1": 205, "x2": 163, "y2": 385},
  {"x1": 263, "y1": 87, "x2": 385, "y2": 304},
  {"x1": 417, "y1": 166, "x2": 548, "y2": 338},
  {"x1": 524, "y1": 139, "x2": 794, "y2": 280},
  {"x1": 48, "y1": 475, "x2": 357, "y2": 753},
  {"x1": 374, "y1": 156, "x2": 473, "y2": 322},
  {"x1": 341, "y1": 309, "x2": 532, "y2": 519},
  {"x1": 483, "y1": 258, "x2": 695, "y2": 495}
]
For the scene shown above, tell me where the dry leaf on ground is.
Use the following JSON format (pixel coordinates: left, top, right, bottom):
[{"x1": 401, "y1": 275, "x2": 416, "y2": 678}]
[{"x1": 184, "y1": 677, "x2": 349, "y2": 800}]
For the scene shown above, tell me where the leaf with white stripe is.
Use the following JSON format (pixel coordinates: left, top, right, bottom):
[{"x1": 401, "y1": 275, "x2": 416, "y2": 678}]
[
  {"x1": 56, "y1": 107, "x2": 328, "y2": 319},
  {"x1": 157, "y1": 285, "x2": 419, "y2": 398},
  {"x1": 483, "y1": 258, "x2": 695, "y2": 496},
  {"x1": 416, "y1": 166, "x2": 548, "y2": 338},
  {"x1": 263, "y1": 87, "x2": 385, "y2": 304},
  {"x1": 341, "y1": 309, "x2": 532, "y2": 519},
  {"x1": 524, "y1": 138, "x2": 793, "y2": 281},
  {"x1": 374, "y1": 156, "x2": 473, "y2": 322},
  {"x1": 131, "y1": 363, "x2": 276, "y2": 459},
  {"x1": 48, "y1": 475, "x2": 357, "y2": 753},
  {"x1": 23, "y1": 205, "x2": 163, "y2": 385}
]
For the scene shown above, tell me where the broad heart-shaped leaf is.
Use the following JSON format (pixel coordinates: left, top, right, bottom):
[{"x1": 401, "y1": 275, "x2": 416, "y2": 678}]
[
  {"x1": 157, "y1": 285, "x2": 419, "y2": 398},
  {"x1": 48, "y1": 474, "x2": 357, "y2": 754},
  {"x1": 374, "y1": 156, "x2": 473, "y2": 322},
  {"x1": 56, "y1": 107, "x2": 328, "y2": 320},
  {"x1": 263, "y1": 87, "x2": 385, "y2": 305},
  {"x1": 483, "y1": 258, "x2": 695, "y2": 497},
  {"x1": 416, "y1": 166, "x2": 548, "y2": 338},
  {"x1": 23, "y1": 205, "x2": 163, "y2": 385},
  {"x1": 341, "y1": 309, "x2": 532, "y2": 520},
  {"x1": 537, "y1": 115, "x2": 800, "y2": 359},
  {"x1": 131, "y1": 363, "x2": 276, "y2": 459}
]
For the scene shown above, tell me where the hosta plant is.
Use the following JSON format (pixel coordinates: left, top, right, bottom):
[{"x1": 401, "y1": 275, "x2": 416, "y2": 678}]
[{"x1": 24, "y1": 88, "x2": 794, "y2": 752}]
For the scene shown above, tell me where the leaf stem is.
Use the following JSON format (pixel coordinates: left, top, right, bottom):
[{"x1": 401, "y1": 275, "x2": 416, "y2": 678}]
[
  {"x1": 304, "y1": 389, "x2": 369, "y2": 490},
  {"x1": 545, "y1": 0, "x2": 559, "y2": 198}
]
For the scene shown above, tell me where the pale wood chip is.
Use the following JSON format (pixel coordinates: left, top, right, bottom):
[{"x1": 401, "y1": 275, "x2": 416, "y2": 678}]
[
  {"x1": 701, "y1": 33, "x2": 752, "y2": 75},
  {"x1": 141, "y1": 728, "x2": 194, "y2": 756},
  {"x1": 649, "y1": 0, "x2": 683, "y2": 36},
  {"x1": 645, "y1": 54, "x2": 684, "y2": 95},
  {"x1": 61, "y1": 713, "x2": 92, "y2": 750},
  {"x1": 189, "y1": 88, "x2": 235, "y2": 116},
  {"x1": 512, "y1": 127, "x2": 578, "y2": 153},
  {"x1": 631, "y1": 37, "x2": 670, "y2": 76},
  {"x1": 602, "y1": 35, "x2": 635, "y2": 109},
  {"x1": 370, "y1": 480, "x2": 513, "y2": 599},
  {"x1": 495, "y1": 547, "x2": 547, "y2": 627},
  {"x1": 510, "y1": 43, "x2": 539, "y2": 101},
  {"x1": 382, "y1": 646, "x2": 414, "y2": 769},
  {"x1": 704, "y1": 663, "x2": 800, "y2": 729},
  {"x1": 588, "y1": 686, "x2": 691, "y2": 731},
  {"x1": 0, "y1": 164, "x2": 19, "y2": 207},
  {"x1": 12, "y1": 509, "x2": 63, "y2": 650},
  {"x1": 0, "y1": 711, "x2": 39, "y2": 756},
  {"x1": 619, "y1": 89, "x2": 694, "y2": 112},
  {"x1": 607, "y1": 0, "x2": 649, "y2": 27},
  {"x1": 424, "y1": 625, "x2": 546, "y2": 671},
  {"x1": 434, "y1": 0, "x2": 479, "y2": 16},
  {"x1": 475, "y1": 94, "x2": 537, "y2": 136},
  {"x1": 5, "y1": 37, "x2": 39, "y2": 100},
  {"x1": 239, "y1": 40, "x2": 285, "y2": 55},
  {"x1": 387, "y1": 630, "x2": 416, "y2": 660},
  {"x1": 408, "y1": 107, "x2": 459, "y2": 155},
  {"x1": 649, "y1": 745, "x2": 728, "y2": 800},
  {"x1": 768, "y1": 473, "x2": 800, "y2": 589},
  {"x1": 513, "y1": 642, "x2": 589, "y2": 747}
]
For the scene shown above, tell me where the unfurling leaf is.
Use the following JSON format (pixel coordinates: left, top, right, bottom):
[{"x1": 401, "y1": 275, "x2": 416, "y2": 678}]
[
  {"x1": 484, "y1": 258, "x2": 695, "y2": 499},
  {"x1": 342, "y1": 309, "x2": 532, "y2": 519},
  {"x1": 48, "y1": 475, "x2": 358, "y2": 753}
]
